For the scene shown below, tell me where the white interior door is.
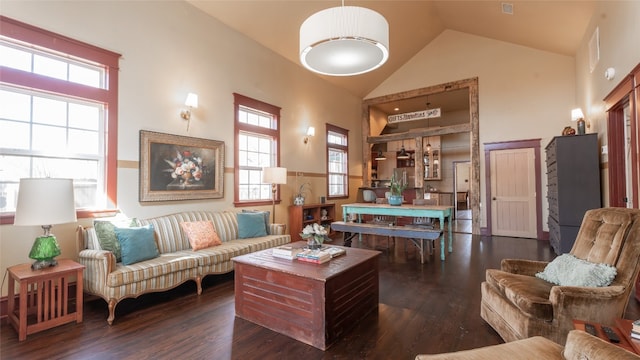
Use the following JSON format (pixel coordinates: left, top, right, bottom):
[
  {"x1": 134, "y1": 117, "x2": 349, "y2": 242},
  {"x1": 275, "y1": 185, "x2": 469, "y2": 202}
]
[{"x1": 490, "y1": 148, "x2": 537, "y2": 238}]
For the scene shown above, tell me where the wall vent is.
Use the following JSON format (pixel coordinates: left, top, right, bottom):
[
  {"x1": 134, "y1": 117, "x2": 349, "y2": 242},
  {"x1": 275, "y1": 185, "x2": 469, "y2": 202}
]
[{"x1": 501, "y1": 3, "x2": 514, "y2": 15}]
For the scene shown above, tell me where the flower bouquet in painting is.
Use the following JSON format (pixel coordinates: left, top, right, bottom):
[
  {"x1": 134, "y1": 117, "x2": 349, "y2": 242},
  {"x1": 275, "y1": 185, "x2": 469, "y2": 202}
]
[{"x1": 165, "y1": 150, "x2": 205, "y2": 189}]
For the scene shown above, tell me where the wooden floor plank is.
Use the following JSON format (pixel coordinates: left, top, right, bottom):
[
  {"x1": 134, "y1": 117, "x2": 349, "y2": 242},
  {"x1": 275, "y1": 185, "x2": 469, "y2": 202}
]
[{"x1": 2, "y1": 233, "x2": 639, "y2": 359}]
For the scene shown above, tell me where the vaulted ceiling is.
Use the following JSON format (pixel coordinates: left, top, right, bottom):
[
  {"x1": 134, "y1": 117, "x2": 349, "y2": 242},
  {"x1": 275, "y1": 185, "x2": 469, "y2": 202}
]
[{"x1": 188, "y1": 1, "x2": 595, "y2": 98}]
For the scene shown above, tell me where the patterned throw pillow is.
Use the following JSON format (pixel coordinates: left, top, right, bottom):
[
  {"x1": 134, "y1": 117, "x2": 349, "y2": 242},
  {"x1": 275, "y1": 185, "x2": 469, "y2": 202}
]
[
  {"x1": 114, "y1": 224, "x2": 160, "y2": 265},
  {"x1": 180, "y1": 221, "x2": 222, "y2": 250},
  {"x1": 94, "y1": 218, "x2": 139, "y2": 262}
]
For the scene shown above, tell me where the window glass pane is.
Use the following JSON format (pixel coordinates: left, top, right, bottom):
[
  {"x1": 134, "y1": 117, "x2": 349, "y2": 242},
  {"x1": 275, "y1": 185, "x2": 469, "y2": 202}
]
[
  {"x1": 239, "y1": 169, "x2": 249, "y2": 184},
  {"x1": 0, "y1": 120, "x2": 30, "y2": 150},
  {"x1": 32, "y1": 124, "x2": 66, "y2": 152},
  {"x1": 69, "y1": 103, "x2": 100, "y2": 130},
  {"x1": 246, "y1": 151, "x2": 259, "y2": 168},
  {"x1": 238, "y1": 150, "x2": 248, "y2": 166},
  {"x1": 260, "y1": 184, "x2": 271, "y2": 199},
  {"x1": 0, "y1": 44, "x2": 32, "y2": 71},
  {"x1": 236, "y1": 97, "x2": 279, "y2": 202},
  {"x1": 246, "y1": 112, "x2": 259, "y2": 126},
  {"x1": 238, "y1": 184, "x2": 249, "y2": 201},
  {"x1": 239, "y1": 107, "x2": 276, "y2": 130},
  {"x1": 33, "y1": 54, "x2": 68, "y2": 81},
  {"x1": 33, "y1": 96, "x2": 67, "y2": 126},
  {"x1": 238, "y1": 133, "x2": 248, "y2": 151},
  {"x1": 69, "y1": 63, "x2": 101, "y2": 88},
  {"x1": 246, "y1": 135, "x2": 259, "y2": 152},
  {"x1": 328, "y1": 131, "x2": 347, "y2": 146},
  {"x1": 258, "y1": 114, "x2": 271, "y2": 128},
  {"x1": 258, "y1": 153, "x2": 271, "y2": 168},
  {"x1": 68, "y1": 129, "x2": 99, "y2": 155},
  {"x1": 0, "y1": 155, "x2": 31, "y2": 182},
  {"x1": 258, "y1": 137, "x2": 271, "y2": 154},
  {"x1": 329, "y1": 149, "x2": 346, "y2": 172},
  {"x1": 1, "y1": 22, "x2": 117, "y2": 212},
  {"x1": 0, "y1": 89, "x2": 31, "y2": 121},
  {"x1": 327, "y1": 127, "x2": 348, "y2": 197}
]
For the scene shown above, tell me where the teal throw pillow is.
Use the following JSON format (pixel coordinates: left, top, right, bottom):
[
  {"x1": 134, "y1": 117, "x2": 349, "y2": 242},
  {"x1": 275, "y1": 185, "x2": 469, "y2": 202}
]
[
  {"x1": 237, "y1": 212, "x2": 268, "y2": 239},
  {"x1": 94, "y1": 218, "x2": 139, "y2": 262},
  {"x1": 114, "y1": 224, "x2": 160, "y2": 265},
  {"x1": 535, "y1": 254, "x2": 617, "y2": 287},
  {"x1": 242, "y1": 209, "x2": 270, "y2": 234}
]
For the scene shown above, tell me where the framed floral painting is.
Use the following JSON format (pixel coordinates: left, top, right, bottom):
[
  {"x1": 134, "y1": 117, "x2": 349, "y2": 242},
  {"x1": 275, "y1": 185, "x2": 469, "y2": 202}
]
[{"x1": 139, "y1": 130, "x2": 225, "y2": 202}]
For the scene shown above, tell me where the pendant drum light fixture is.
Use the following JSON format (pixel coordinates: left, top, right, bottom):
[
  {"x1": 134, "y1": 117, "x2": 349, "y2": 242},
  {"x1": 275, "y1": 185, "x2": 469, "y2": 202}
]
[{"x1": 300, "y1": 2, "x2": 389, "y2": 76}]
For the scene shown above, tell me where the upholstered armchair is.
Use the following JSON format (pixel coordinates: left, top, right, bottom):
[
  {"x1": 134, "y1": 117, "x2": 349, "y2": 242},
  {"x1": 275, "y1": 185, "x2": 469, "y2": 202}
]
[
  {"x1": 415, "y1": 330, "x2": 640, "y2": 360},
  {"x1": 480, "y1": 207, "x2": 640, "y2": 345}
]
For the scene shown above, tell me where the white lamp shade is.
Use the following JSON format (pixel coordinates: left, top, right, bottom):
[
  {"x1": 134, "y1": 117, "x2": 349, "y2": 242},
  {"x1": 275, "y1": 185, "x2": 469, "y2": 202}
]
[
  {"x1": 306, "y1": 126, "x2": 316, "y2": 137},
  {"x1": 14, "y1": 178, "x2": 77, "y2": 226},
  {"x1": 571, "y1": 108, "x2": 584, "y2": 121},
  {"x1": 185, "y1": 93, "x2": 198, "y2": 108},
  {"x1": 262, "y1": 167, "x2": 287, "y2": 185},
  {"x1": 300, "y1": 6, "x2": 389, "y2": 76}
]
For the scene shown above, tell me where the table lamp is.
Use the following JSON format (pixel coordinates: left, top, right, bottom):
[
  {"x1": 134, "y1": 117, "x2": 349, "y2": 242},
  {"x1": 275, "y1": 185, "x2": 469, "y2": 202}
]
[
  {"x1": 262, "y1": 167, "x2": 287, "y2": 223},
  {"x1": 14, "y1": 178, "x2": 77, "y2": 270}
]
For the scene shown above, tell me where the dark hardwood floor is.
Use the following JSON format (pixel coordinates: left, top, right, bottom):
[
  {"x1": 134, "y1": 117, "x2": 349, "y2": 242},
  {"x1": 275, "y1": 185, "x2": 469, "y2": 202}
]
[{"x1": 2, "y1": 234, "x2": 639, "y2": 360}]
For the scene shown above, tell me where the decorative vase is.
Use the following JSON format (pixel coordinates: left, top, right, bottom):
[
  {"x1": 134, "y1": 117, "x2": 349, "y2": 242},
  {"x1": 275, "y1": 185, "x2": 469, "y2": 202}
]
[
  {"x1": 294, "y1": 196, "x2": 305, "y2": 206},
  {"x1": 388, "y1": 194, "x2": 403, "y2": 206},
  {"x1": 307, "y1": 236, "x2": 323, "y2": 250}
]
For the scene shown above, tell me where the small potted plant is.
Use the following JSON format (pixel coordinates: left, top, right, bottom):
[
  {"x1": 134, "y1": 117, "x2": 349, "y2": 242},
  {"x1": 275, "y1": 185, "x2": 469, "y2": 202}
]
[
  {"x1": 294, "y1": 173, "x2": 311, "y2": 206},
  {"x1": 388, "y1": 172, "x2": 406, "y2": 206}
]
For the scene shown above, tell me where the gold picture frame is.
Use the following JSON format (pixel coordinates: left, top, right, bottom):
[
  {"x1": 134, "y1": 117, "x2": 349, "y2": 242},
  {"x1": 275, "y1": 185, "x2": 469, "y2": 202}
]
[{"x1": 139, "y1": 130, "x2": 225, "y2": 202}]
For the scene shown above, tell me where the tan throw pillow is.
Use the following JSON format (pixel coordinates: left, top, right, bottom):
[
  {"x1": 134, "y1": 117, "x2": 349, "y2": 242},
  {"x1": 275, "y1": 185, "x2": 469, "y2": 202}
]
[{"x1": 180, "y1": 221, "x2": 222, "y2": 250}]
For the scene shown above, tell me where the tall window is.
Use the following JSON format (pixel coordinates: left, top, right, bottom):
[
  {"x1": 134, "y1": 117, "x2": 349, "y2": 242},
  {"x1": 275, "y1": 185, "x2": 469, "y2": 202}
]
[
  {"x1": 0, "y1": 16, "x2": 120, "y2": 219},
  {"x1": 327, "y1": 124, "x2": 349, "y2": 198},
  {"x1": 234, "y1": 93, "x2": 281, "y2": 206}
]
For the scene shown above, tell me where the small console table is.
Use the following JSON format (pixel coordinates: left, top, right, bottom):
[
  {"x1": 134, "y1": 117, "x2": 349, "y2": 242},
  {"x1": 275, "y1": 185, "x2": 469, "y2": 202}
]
[{"x1": 7, "y1": 259, "x2": 85, "y2": 341}]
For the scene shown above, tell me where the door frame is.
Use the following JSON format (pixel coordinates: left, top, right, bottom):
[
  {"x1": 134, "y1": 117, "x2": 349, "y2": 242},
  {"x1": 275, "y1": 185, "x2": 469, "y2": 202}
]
[
  {"x1": 453, "y1": 160, "x2": 471, "y2": 214},
  {"x1": 363, "y1": 77, "x2": 480, "y2": 234},
  {"x1": 483, "y1": 138, "x2": 544, "y2": 239},
  {"x1": 603, "y1": 63, "x2": 639, "y2": 208}
]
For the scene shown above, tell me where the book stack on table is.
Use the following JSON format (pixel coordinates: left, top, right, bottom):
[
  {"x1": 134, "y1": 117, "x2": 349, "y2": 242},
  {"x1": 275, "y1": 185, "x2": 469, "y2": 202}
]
[
  {"x1": 296, "y1": 249, "x2": 332, "y2": 264},
  {"x1": 272, "y1": 245, "x2": 303, "y2": 260},
  {"x1": 631, "y1": 319, "x2": 640, "y2": 340}
]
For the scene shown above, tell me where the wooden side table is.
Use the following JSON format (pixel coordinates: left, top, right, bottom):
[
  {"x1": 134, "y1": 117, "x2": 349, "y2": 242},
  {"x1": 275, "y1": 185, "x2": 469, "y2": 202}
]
[
  {"x1": 573, "y1": 319, "x2": 640, "y2": 355},
  {"x1": 7, "y1": 259, "x2": 85, "y2": 341}
]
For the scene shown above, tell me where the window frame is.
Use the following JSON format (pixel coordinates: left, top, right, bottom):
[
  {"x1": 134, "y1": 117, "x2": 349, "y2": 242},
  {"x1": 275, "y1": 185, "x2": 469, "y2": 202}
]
[
  {"x1": 326, "y1": 123, "x2": 349, "y2": 199},
  {"x1": 233, "y1": 93, "x2": 282, "y2": 207},
  {"x1": 0, "y1": 16, "x2": 121, "y2": 224}
]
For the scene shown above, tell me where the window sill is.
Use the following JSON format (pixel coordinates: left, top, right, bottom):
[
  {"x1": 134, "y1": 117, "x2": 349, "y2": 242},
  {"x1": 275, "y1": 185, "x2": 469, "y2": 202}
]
[{"x1": 0, "y1": 209, "x2": 120, "y2": 225}]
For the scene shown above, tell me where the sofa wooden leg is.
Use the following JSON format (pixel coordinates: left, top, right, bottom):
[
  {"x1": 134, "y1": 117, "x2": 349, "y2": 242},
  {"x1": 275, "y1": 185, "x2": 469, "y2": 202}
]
[
  {"x1": 107, "y1": 299, "x2": 116, "y2": 325},
  {"x1": 196, "y1": 277, "x2": 202, "y2": 295}
]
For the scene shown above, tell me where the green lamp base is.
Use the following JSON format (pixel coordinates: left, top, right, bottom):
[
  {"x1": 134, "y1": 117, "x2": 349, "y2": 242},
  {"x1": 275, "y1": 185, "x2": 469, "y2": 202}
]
[
  {"x1": 31, "y1": 258, "x2": 59, "y2": 270},
  {"x1": 29, "y1": 234, "x2": 62, "y2": 271}
]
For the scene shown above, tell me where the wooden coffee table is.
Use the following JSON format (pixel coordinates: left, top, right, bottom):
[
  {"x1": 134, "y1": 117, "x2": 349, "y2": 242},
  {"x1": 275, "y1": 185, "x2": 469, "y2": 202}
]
[{"x1": 233, "y1": 242, "x2": 380, "y2": 350}]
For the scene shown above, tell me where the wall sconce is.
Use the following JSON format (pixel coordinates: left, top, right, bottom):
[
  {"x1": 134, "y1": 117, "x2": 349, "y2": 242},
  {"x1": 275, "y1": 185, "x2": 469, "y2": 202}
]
[
  {"x1": 571, "y1": 108, "x2": 586, "y2": 135},
  {"x1": 303, "y1": 126, "x2": 315, "y2": 144},
  {"x1": 180, "y1": 93, "x2": 198, "y2": 131}
]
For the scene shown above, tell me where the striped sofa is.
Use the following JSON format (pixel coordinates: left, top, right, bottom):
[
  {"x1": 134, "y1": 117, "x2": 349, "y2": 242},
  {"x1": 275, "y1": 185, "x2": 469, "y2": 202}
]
[{"x1": 76, "y1": 210, "x2": 290, "y2": 325}]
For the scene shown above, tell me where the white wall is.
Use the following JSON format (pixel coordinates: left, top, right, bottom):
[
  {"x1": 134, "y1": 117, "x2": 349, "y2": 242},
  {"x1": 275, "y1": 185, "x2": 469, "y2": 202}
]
[
  {"x1": 367, "y1": 29, "x2": 576, "y2": 229},
  {"x1": 0, "y1": 1, "x2": 363, "y2": 295},
  {"x1": 574, "y1": 1, "x2": 640, "y2": 207}
]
